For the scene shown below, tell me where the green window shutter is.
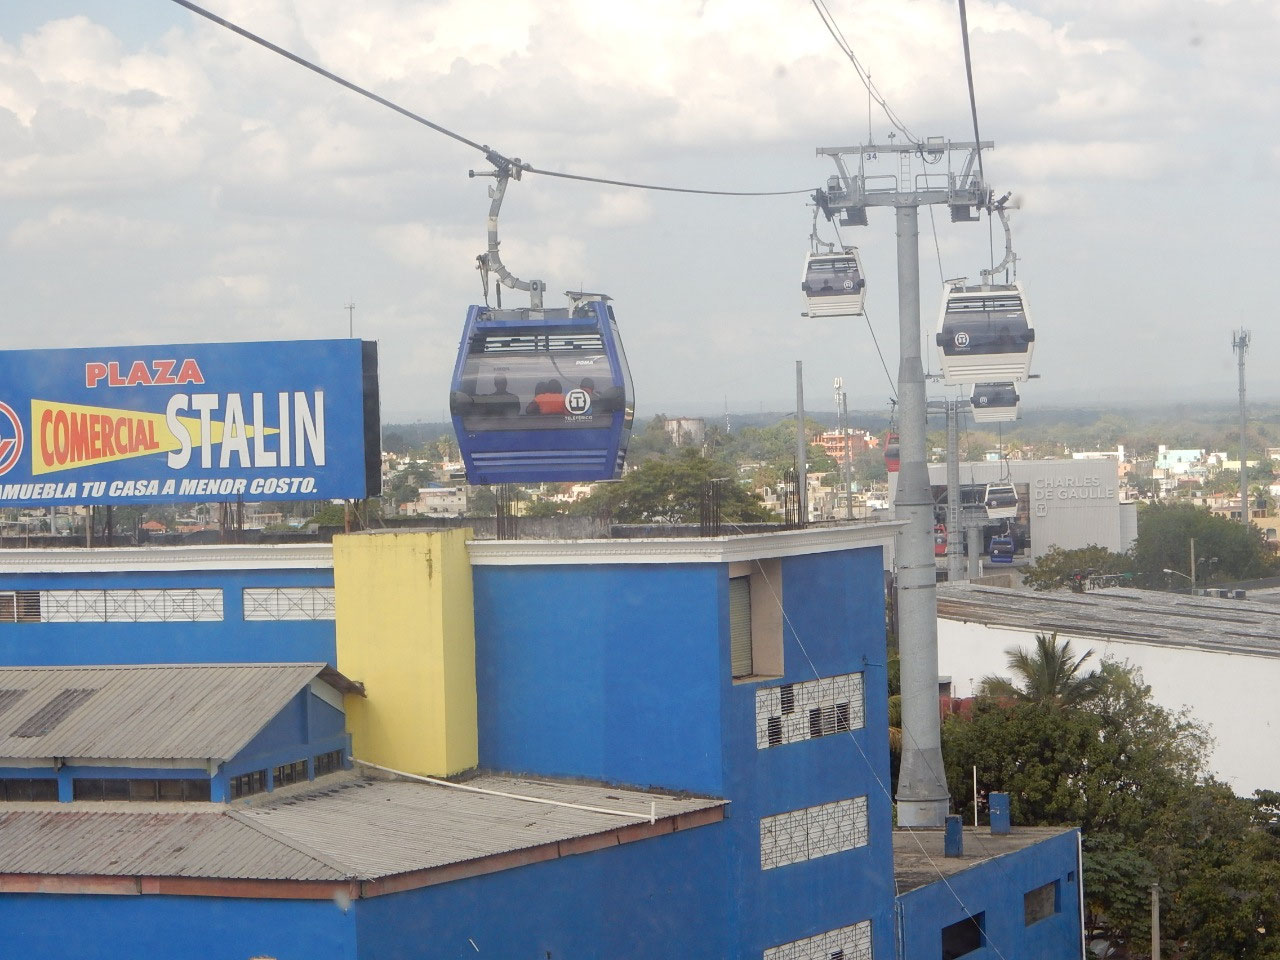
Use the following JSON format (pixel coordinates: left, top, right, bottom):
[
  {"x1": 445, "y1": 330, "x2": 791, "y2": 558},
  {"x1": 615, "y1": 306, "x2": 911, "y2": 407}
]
[{"x1": 730, "y1": 576, "x2": 753, "y2": 677}]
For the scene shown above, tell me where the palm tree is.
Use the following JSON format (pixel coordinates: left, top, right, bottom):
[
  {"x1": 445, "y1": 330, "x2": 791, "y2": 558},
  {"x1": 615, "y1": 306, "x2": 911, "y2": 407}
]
[{"x1": 978, "y1": 632, "x2": 1104, "y2": 707}]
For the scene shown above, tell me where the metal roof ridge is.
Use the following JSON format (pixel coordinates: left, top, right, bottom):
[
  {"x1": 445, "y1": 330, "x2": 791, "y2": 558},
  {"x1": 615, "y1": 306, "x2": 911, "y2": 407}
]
[{"x1": 224, "y1": 809, "x2": 356, "y2": 879}]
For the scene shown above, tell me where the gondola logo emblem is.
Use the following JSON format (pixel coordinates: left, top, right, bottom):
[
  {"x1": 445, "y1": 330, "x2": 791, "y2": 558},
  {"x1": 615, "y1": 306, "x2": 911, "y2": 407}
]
[
  {"x1": 0, "y1": 401, "x2": 24, "y2": 476},
  {"x1": 954, "y1": 332, "x2": 970, "y2": 348},
  {"x1": 842, "y1": 279, "x2": 854, "y2": 290},
  {"x1": 565, "y1": 389, "x2": 592, "y2": 415}
]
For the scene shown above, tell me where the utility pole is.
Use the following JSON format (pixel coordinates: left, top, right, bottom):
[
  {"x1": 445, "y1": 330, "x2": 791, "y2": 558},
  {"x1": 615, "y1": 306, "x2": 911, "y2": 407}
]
[
  {"x1": 817, "y1": 138, "x2": 992, "y2": 827},
  {"x1": 835, "y1": 379, "x2": 853, "y2": 520},
  {"x1": 946, "y1": 399, "x2": 964, "y2": 581},
  {"x1": 1234, "y1": 329, "x2": 1250, "y2": 525},
  {"x1": 842, "y1": 390, "x2": 853, "y2": 519},
  {"x1": 795, "y1": 361, "x2": 808, "y2": 525},
  {"x1": 1151, "y1": 882, "x2": 1161, "y2": 960},
  {"x1": 1190, "y1": 537, "x2": 1197, "y2": 595},
  {"x1": 346, "y1": 302, "x2": 356, "y2": 338}
]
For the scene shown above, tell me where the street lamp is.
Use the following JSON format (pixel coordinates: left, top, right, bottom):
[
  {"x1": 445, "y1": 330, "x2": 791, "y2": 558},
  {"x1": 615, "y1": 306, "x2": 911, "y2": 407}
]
[{"x1": 1163, "y1": 567, "x2": 1194, "y2": 593}]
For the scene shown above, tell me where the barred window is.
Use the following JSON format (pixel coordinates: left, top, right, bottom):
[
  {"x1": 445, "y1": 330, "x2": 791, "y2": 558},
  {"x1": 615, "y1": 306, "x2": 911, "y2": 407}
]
[
  {"x1": 756, "y1": 673, "x2": 865, "y2": 749},
  {"x1": 230, "y1": 769, "x2": 268, "y2": 799},
  {"x1": 314, "y1": 749, "x2": 345, "y2": 776}
]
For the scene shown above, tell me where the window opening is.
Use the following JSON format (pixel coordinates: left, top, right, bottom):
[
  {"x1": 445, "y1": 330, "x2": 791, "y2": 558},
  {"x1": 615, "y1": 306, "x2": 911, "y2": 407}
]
[
  {"x1": 230, "y1": 769, "x2": 268, "y2": 799},
  {"x1": 729, "y1": 576, "x2": 753, "y2": 678},
  {"x1": 941, "y1": 913, "x2": 984, "y2": 959},
  {"x1": 1024, "y1": 880, "x2": 1058, "y2": 926}
]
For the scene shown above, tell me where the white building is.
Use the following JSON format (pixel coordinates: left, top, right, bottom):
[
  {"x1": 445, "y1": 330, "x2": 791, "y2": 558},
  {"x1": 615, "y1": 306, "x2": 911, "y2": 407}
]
[
  {"x1": 897, "y1": 458, "x2": 1137, "y2": 559},
  {"x1": 935, "y1": 582, "x2": 1280, "y2": 795},
  {"x1": 400, "y1": 486, "x2": 468, "y2": 517}
]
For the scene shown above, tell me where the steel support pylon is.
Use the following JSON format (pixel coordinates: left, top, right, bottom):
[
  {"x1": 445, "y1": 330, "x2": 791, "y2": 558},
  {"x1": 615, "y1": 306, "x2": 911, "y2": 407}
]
[{"x1": 892, "y1": 205, "x2": 949, "y2": 827}]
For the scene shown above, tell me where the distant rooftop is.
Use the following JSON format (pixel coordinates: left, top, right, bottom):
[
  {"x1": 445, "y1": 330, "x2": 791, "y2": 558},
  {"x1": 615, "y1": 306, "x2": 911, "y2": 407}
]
[
  {"x1": 937, "y1": 583, "x2": 1280, "y2": 657},
  {"x1": 894, "y1": 825, "x2": 1076, "y2": 894}
]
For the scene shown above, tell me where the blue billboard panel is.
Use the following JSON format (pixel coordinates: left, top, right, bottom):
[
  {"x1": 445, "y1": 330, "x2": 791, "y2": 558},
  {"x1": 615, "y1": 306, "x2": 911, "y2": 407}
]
[{"x1": 0, "y1": 339, "x2": 380, "y2": 506}]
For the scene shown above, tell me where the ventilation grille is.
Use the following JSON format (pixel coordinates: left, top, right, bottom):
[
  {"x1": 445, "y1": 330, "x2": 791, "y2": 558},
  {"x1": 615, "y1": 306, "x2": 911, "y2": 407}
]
[
  {"x1": 760, "y1": 796, "x2": 869, "y2": 870},
  {"x1": 243, "y1": 587, "x2": 336, "y2": 621},
  {"x1": 763, "y1": 920, "x2": 872, "y2": 960}
]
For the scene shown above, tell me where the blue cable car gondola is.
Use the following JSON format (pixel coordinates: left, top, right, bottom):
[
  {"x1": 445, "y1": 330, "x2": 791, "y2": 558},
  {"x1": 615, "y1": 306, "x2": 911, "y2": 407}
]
[
  {"x1": 450, "y1": 297, "x2": 634, "y2": 484},
  {"x1": 989, "y1": 534, "x2": 1015, "y2": 563}
]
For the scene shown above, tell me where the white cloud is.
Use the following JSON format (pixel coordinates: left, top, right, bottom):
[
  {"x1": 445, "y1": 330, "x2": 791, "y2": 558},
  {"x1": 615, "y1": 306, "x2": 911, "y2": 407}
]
[{"x1": 0, "y1": 0, "x2": 1275, "y2": 414}]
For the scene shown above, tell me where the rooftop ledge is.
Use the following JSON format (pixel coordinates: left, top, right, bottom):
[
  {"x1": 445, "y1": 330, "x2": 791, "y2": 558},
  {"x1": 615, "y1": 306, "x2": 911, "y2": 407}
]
[
  {"x1": 0, "y1": 521, "x2": 904, "y2": 573},
  {"x1": 465, "y1": 521, "x2": 903, "y2": 565}
]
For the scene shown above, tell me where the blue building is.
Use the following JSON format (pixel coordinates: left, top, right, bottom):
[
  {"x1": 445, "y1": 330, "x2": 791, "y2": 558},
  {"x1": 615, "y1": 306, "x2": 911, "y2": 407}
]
[{"x1": 0, "y1": 527, "x2": 1082, "y2": 959}]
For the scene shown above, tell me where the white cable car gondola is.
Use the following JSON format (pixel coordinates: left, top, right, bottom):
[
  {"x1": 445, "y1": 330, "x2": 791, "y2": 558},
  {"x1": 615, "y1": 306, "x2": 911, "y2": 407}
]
[
  {"x1": 936, "y1": 281, "x2": 1034, "y2": 384},
  {"x1": 983, "y1": 483, "x2": 1019, "y2": 521},
  {"x1": 802, "y1": 249, "x2": 866, "y2": 318},
  {"x1": 970, "y1": 382, "x2": 1020, "y2": 423}
]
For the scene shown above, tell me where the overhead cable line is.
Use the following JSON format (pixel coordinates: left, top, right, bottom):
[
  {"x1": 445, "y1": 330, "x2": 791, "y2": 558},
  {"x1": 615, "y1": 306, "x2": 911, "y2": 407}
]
[
  {"x1": 168, "y1": 0, "x2": 813, "y2": 197},
  {"x1": 956, "y1": 0, "x2": 987, "y2": 197},
  {"x1": 809, "y1": 0, "x2": 919, "y2": 145}
]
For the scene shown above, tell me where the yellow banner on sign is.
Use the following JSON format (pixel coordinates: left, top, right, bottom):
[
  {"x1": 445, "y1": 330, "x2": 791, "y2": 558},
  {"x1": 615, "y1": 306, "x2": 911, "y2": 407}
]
[{"x1": 31, "y1": 400, "x2": 277, "y2": 475}]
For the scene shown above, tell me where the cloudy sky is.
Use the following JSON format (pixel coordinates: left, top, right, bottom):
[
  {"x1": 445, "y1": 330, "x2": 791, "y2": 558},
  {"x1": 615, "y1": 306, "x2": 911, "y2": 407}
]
[{"x1": 1, "y1": 0, "x2": 1276, "y2": 421}]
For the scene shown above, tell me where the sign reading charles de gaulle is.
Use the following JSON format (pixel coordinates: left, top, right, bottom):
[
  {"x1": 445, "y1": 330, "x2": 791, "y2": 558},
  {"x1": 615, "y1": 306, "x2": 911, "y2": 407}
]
[{"x1": 0, "y1": 339, "x2": 381, "y2": 506}]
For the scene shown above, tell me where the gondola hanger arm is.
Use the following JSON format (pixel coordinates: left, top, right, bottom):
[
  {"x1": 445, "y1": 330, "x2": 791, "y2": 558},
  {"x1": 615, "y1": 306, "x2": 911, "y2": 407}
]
[
  {"x1": 980, "y1": 192, "x2": 1018, "y2": 283},
  {"x1": 469, "y1": 160, "x2": 545, "y2": 309}
]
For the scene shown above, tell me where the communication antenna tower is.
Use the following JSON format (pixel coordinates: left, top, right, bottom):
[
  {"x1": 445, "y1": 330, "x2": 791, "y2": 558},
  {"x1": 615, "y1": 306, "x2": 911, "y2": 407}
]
[{"x1": 1234, "y1": 329, "x2": 1251, "y2": 525}]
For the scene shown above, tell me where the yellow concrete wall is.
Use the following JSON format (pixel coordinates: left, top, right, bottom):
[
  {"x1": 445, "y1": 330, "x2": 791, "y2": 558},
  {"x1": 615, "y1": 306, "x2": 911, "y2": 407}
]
[{"x1": 332, "y1": 528, "x2": 477, "y2": 777}]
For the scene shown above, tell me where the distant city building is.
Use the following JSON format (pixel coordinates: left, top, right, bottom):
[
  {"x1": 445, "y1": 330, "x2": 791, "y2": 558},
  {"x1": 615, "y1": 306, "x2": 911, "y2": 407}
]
[
  {"x1": 1156, "y1": 445, "x2": 1204, "y2": 473},
  {"x1": 816, "y1": 429, "x2": 878, "y2": 464},
  {"x1": 900, "y1": 459, "x2": 1137, "y2": 560},
  {"x1": 400, "y1": 485, "x2": 468, "y2": 517}
]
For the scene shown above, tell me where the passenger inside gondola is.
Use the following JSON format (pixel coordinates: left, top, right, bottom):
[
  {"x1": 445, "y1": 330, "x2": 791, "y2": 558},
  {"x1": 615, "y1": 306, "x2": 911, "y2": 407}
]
[
  {"x1": 487, "y1": 375, "x2": 520, "y2": 418},
  {"x1": 802, "y1": 258, "x2": 864, "y2": 296}
]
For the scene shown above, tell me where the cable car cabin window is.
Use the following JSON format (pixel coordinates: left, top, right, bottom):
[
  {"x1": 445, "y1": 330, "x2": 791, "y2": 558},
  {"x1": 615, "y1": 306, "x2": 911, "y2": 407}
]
[
  {"x1": 973, "y1": 384, "x2": 1018, "y2": 407},
  {"x1": 986, "y1": 488, "x2": 1017, "y2": 509},
  {"x1": 451, "y1": 332, "x2": 624, "y2": 432},
  {"x1": 940, "y1": 303, "x2": 1030, "y2": 356},
  {"x1": 802, "y1": 257, "x2": 864, "y2": 296}
]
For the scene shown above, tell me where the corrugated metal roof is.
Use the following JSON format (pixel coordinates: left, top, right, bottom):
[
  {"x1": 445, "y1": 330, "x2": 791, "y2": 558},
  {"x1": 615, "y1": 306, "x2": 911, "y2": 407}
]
[
  {"x1": 238, "y1": 774, "x2": 724, "y2": 880},
  {"x1": 938, "y1": 583, "x2": 1280, "y2": 656},
  {"x1": 0, "y1": 663, "x2": 331, "y2": 762},
  {"x1": 0, "y1": 809, "x2": 344, "y2": 880},
  {"x1": 0, "y1": 774, "x2": 724, "y2": 883}
]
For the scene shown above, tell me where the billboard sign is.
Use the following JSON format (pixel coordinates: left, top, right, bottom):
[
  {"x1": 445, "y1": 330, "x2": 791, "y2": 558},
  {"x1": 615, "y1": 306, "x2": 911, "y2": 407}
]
[{"x1": 0, "y1": 339, "x2": 380, "y2": 506}]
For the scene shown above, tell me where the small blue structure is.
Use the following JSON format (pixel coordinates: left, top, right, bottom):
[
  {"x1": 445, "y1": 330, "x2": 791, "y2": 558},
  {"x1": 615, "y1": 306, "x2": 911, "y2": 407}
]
[
  {"x1": 896, "y1": 826, "x2": 1082, "y2": 960},
  {"x1": 990, "y1": 791, "x2": 1012, "y2": 834}
]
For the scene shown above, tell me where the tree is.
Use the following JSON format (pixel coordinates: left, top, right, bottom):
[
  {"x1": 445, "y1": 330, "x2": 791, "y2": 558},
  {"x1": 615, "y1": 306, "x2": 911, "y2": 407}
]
[
  {"x1": 977, "y1": 632, "x2": 1105, "y2": 707},
  {"x1": 1021, "y1": 544, "x2": 1135, "y2": 591},
  {"x1": 1134, "y1": 502, "x2": 1277, "y2": 585},
  {"x1": 580, "y1": 449, "x2": 773, "y2": 524},
  {"x1": 940, "y1": 658, "x2": 1280, "y2": 957}
]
